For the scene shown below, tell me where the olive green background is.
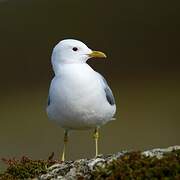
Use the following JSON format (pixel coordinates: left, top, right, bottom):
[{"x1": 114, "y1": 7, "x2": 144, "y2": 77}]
[{"x1": 0, "y1": 0, "x2": 180, "y2": 169}]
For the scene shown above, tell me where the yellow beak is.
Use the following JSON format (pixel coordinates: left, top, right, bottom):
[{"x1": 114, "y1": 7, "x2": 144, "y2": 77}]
[{"x1": 88, "y1": 51, "x2": 107, "y2": 59}]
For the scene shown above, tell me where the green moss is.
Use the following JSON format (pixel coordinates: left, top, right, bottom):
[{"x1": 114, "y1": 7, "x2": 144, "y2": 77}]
[
  {"x1": 91, "y1": 150, "x2": 180, "y2": 180},
  {"x1": 0, "y1": 153, "x2": 59, "y2": 180}
]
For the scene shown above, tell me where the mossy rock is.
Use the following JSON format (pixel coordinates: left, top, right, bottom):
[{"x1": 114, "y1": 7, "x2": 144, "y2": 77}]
[
  {"x1": 0, "y1": 153, "x2": 58, "y2": 180},
  {"x1": 91, "y1": 150, "x2": 180, "y2": 179},
  {"x1": 0, "y1": 146, "x2": 180, "y2": 180}
]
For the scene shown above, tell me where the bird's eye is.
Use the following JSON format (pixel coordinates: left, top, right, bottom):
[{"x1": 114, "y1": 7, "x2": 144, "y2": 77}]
[{"x1": 72, "y1": 47, "x2": 78, "y2": 51}]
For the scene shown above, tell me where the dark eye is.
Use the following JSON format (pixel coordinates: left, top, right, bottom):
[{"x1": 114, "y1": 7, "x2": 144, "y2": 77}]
[{"x1": 72, "y1": 47, "x2": 78, "y2": 51}]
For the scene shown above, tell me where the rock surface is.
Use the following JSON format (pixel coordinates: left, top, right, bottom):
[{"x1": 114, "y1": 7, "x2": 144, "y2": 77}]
[{"x1": 39, "y1": 145, "x2": 180, "y2": 180}]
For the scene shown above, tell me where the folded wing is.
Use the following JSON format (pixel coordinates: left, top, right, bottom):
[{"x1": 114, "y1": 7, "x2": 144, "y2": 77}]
[{"x1": 96, "y1": 72, "x2": 115, "y2": 106}]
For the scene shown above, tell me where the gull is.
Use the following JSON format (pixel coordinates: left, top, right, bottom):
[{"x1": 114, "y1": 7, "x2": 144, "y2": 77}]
[{"x1": 46, "y1": 39, "x2": 116, "y2": 161}]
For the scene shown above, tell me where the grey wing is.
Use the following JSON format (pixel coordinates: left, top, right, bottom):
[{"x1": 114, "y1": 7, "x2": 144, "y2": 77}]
[
  {"x1": 47, "y1": 94, "x2": 50, "y2": 106},
  {"x1": 96, "y1": 72, "x2": 115, "y2": 106}
]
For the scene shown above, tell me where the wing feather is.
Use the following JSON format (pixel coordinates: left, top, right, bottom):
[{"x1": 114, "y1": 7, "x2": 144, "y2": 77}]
[{"x1": 96, "y1": 72, "x2": 115, "y2": 106}]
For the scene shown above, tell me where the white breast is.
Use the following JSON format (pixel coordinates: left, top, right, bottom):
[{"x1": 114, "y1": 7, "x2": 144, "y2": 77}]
[{"x1": 47, "y1": 63, "x2": 116, "y2": 130}]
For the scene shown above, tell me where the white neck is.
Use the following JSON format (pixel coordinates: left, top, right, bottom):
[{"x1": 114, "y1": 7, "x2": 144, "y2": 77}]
[
  {"x1": 52, "y1": 61, "x2": 88, "y2": 76},
  {"x1": 53, "y1": 63, "x2": 94, "y2": 76}
]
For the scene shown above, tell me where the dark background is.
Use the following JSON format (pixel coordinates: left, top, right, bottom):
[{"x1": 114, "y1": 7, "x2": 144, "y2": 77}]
[{"x1": 0, "y1": 0, "x2": 180, "y2": 169}]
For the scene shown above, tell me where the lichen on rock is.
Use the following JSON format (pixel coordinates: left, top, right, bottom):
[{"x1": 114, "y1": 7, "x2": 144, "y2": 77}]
[{"x1": 0, "y1": 146, "x2": 180, "y2": 180}]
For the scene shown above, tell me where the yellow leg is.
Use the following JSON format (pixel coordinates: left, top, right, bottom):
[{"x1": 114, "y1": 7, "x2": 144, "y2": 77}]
[
  {"x1": 61, "y1": 130, "x2": 68, "y2": 161},
  {"x1": 93, "y1": 128, "x2": 99, "y2": 157}
]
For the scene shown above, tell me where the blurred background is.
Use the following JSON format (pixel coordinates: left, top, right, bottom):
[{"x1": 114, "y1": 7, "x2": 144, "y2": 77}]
[{"x1": 0, "y1": 0, "x2": 180, "y2": 170}]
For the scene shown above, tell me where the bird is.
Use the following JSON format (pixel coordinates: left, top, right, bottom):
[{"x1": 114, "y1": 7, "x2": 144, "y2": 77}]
[{"x1": 46, "y1": 39, "x2": 116, "y2": 161}]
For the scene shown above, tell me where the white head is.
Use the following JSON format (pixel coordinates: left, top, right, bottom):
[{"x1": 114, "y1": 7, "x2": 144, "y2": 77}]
[{"x1": 51, "y1": 39, "x2": 106, "y2": 74}]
